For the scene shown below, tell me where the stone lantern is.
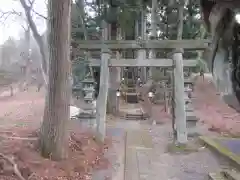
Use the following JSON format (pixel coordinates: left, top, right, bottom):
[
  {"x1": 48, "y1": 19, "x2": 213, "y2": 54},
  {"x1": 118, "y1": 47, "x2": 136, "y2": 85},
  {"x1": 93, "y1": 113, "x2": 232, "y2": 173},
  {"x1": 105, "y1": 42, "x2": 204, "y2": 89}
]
[
  {"x1": 81, "y1": 77, "x2": 96, "y2": 103},
  {"x1": 79, "y1": 77, "x2": 97, "y2": 123}
]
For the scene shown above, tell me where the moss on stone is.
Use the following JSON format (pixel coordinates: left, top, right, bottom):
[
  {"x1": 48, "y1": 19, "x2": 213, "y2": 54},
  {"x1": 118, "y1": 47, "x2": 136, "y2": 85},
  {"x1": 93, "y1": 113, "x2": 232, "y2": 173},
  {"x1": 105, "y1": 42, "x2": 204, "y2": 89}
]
[
  {"x1": 166, "y1": 142, "x2": 200, "y2": 154},
  {"x1": 199, "y1": 136, "x2": 240, "y2": 167}
]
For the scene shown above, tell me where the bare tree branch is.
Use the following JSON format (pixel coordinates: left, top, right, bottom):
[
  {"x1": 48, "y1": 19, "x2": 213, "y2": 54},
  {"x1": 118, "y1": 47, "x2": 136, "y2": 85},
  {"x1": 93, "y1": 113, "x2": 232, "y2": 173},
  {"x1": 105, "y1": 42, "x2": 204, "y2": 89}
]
[
  {"x1": 0, "y1": 9, "x2": 23, "y2": 24},
  {"x1": 28, "y1": 0, "x2": 35, "y2": 6},
  {"x1": 0, "y1": 0, "x2": 48, "y2": 85},
  {"x1": 19, "y1": 0, "x2": 48, "y2": 85},
  {"x1": 20, "y1": 24, "x2": 29, "y2": 31},
  {"x1": 28, "y1": 0, "x2": 36, "y2": 10},
  {"x1": 2, "y1": 10, "x2": 28, "y2": 30},
  {"x1": 32, "y1": 8, "x2": 47, "y2": 20},
  {"x1": 0, "y1": 153, "x2": 26, "y2": 180}
]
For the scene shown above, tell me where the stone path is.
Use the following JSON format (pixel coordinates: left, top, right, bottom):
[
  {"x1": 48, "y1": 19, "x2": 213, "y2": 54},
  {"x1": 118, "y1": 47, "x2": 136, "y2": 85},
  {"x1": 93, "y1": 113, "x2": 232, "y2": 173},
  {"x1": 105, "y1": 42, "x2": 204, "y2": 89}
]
[
  {"x1": 110, "y1": 120, "x2": 230, "y2": 180},
  {"x1": 125, "y1": 128, "x2": 153, "y2": 180},
  {"x1": 119, "y1": 102, "x2": 144, "y2": 115}
]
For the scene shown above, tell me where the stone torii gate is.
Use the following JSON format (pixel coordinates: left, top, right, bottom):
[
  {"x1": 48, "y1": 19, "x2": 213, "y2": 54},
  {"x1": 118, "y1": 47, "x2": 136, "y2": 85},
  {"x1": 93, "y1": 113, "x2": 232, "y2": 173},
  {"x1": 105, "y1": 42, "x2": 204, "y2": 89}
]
[{"x1": 76, "y1": 25, "x2": 209, "y2": 144}]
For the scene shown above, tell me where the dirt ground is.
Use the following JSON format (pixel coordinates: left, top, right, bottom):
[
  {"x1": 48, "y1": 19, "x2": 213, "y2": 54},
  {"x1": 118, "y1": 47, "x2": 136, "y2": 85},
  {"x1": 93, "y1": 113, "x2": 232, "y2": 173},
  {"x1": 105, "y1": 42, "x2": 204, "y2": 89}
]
[
  {"x1": 193, "y1": 77, "x2": 240, "y2": 136},
  {"x1": 1, "y1": 76, "x2": 240, "y2": 179},
  {"x1": 0, "y1": 86, "x2": 110, "y2": 180},
  {"x1": 146, "y1": 76, "x2": 240, "y2": 136}
]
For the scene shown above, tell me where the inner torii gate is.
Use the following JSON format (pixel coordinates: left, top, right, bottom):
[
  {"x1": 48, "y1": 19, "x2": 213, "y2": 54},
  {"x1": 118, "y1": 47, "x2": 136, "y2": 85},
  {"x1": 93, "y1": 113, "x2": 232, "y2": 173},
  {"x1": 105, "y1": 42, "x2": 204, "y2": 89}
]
[{"x1": 77, "y1": 27, "x2": 209, "y2": 144}]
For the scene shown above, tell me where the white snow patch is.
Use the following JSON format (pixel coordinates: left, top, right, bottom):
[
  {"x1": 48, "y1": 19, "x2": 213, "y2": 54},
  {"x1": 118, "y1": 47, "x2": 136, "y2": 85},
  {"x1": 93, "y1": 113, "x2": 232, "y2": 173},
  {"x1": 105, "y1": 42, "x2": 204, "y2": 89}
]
[{"x1": 70, "y1": 105, "x2": 83, "y2": 118}]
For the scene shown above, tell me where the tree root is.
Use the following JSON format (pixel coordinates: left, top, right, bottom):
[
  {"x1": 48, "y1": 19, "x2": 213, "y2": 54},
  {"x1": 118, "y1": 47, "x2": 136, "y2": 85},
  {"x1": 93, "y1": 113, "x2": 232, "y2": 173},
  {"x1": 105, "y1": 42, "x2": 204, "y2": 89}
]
[{"x1": 0, "y1": 153, "x2": 26, "y2": 180}]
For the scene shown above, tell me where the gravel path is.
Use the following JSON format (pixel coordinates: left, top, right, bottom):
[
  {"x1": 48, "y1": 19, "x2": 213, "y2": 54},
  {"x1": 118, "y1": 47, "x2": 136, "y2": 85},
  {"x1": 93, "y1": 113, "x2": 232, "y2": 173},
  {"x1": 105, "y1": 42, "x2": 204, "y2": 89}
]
[
  {"x1": 144, "y1": 124, "x2": 227, "y2": 180},
  {"x1": 107, "y1": 120, "x2": 228, "y2": 180}
]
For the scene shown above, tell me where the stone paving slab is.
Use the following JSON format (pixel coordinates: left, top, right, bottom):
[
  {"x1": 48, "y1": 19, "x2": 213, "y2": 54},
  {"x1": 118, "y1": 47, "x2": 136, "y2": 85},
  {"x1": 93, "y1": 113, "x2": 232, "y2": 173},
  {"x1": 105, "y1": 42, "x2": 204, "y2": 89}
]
[
  {"x1": 108, "y1": 120, "x2": 225, "y2": 180},
  {"x1": 125, "y1": 147, "x2": 139, "y2": 180},
  {"x1": 200, "y1": 136, "x2": 240, "y2": 167},
  {"x1": 125, "y1": 129, "x2": 153, "y2": 180},
  {"x1": 126, "y1": 130, "x2": 153, "y2": 149},
  {"x1": 93, "y1": 126, "x2": 126, "y2": 180},
  {"x1": 136, "y1": 148, "x2": 153, "y2": 176},
  {"x1": 107, "y1": 127, "x2": 125, "y2": 137}
]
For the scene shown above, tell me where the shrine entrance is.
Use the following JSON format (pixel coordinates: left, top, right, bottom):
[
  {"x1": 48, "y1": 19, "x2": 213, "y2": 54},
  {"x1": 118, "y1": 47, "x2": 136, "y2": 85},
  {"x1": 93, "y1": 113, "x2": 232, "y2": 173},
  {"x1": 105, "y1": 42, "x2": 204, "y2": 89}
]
[{"x1": 77, "y1": 33, "x2": 208, "y2": 144}]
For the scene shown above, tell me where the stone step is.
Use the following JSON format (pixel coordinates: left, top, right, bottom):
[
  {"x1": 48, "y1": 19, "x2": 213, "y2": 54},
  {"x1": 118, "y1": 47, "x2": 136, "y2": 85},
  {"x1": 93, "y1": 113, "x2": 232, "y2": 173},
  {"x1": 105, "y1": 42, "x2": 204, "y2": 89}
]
[
  {"x1": 78, "y1": 113, "x2": 96, "y2": 119},
  {"x1": 125, "y1": 113, "x2": 148, "y2": 120},
  {"x1": 184, "y1": 93, "x2": 190, "y2": 101},
  {"x1": 125, "y1": 115, "x2": 143, "y2": 120},
  {"x1": 208, "y1": 172, "x2": 226, "y2": 180},
  {"x1": 186, "y1": 111, "x2": 199, "y2": 136},
  {"x1": 126, "y1": 93, "x2": 139, "y2": 103},
  {"x1": 221, "y1": 170, "x2": 240, "y2": 180},
  {"x1": 186, "y1": 103, "x2": 194, "y2": 112},
  {"x1": 186, "y1": 107, "x2": 194, "y2": 112},
  {"x1": 186, "y1": 111, "x2": 199, "y2": 121}
]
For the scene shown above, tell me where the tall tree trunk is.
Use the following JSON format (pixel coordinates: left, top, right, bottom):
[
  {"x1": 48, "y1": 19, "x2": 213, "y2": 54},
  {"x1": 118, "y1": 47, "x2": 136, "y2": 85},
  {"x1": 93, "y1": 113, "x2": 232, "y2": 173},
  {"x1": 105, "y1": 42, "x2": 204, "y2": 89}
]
[
  {"x1": 139, "y1": 9, "x2": 147, "y2": 82},
  {"x1": 149, "y1": 0, "x2": 157, "y2": 78},
  {"x1": 107, "y1": 22, "x2": 121, "y2": 115},
  {"x1": 76, "y1": 0, "x2": 87, "y2": 40},
  {"x1": 76, "y1": 0, "x2": 94, "y2": 77},
  {"x1": 19, "y1": 0, "x2": 48, "y2": 85},
  {"x1": 19, "y1": 26, "x2": 31, "y2": 91},
  {"x1": 177, "y1": 1, "x2": 185, "y2": 40},
  {"x1": 39, "y1": 0, "x2": 71, "y2": 160},
  {"x1": 23, "y1": 26, "x2": 31, "y2": 91},
  {"x1": 197, "y1": 25, "x2": 209, "y2": 72}
]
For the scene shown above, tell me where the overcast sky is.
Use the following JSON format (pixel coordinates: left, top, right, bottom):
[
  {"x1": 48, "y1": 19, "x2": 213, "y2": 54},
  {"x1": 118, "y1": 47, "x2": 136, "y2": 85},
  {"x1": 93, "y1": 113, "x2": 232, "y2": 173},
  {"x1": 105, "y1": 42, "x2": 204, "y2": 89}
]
[
  {"x1": 0, "y1": 0, "x2": 47, "y2": 44},
  {"x1": 0, "y1": 0, "x2": 96, "y2": 45}
]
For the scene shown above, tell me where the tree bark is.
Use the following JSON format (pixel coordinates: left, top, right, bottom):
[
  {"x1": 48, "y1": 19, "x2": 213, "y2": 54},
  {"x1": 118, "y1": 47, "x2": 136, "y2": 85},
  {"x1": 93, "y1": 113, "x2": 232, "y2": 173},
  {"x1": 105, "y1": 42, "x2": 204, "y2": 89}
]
[
  {"x1": 149, "y1": 0, "x2": 157, "y2": 78},
  {"x1": 107, "y1": 23, "x2": 121, "y2": 115},
  {"x1": 39, "y1": 0, "x2": 71, "y2": 160},
  {"x1": 23, "y1": 26, "x2": 31, "y2": 91},
  {"x1": 177, "y1": 1, "x2": 185, "y2": 40}
]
